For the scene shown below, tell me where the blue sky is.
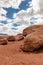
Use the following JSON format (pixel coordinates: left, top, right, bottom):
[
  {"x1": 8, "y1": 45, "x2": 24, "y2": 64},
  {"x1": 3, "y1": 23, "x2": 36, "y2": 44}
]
[
  {"x1": 3, "y1": 0, "x2": 31, "y2": 19},
  {"x1": 0, "y1": 0, "x2": 32, "y2": 35},
  {"x1": 0, "y1": 0, "x2": 43, "y2": 35}
]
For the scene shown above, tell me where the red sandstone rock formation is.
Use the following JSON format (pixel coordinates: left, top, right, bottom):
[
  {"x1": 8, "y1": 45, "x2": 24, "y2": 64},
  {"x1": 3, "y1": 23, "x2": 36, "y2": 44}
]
[
  {"x1": 0, "y1": 39, "x2": 7, "y2": 45},
  {"x1": 21, "y1": 25, "x2": 43, "y2": 52},
  {"x1": 23, "y1": 25, "x2": 43, "y2": 36},
  {"x1": 0, "y1": 25, "x2": 43, "y2": 65},
  {"x1": 23, "y1": 32, "x2": 27, "y2": 36},
  {"x1": 15, "y1": 34, "x2": 24, "y2": 41},
  {"x1": 7, "y1": 36, "x2": 15, "y2": 41}
]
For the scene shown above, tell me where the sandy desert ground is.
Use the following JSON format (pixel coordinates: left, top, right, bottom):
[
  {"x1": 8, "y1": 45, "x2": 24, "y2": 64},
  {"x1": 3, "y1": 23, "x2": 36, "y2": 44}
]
[{"x1": 0, "y1": 36, "x2": 43, "y2": 65}]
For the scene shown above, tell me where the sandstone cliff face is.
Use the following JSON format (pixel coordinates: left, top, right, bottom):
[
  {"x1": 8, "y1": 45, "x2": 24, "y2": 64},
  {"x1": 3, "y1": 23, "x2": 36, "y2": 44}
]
[{"x1": 21, "y1": 25, "x2": 43, "y2": 52}]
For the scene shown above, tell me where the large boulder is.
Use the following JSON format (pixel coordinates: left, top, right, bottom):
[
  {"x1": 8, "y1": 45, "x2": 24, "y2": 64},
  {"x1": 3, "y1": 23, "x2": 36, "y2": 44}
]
[
  {"x1": 0, "y1": 39, "x2": 7, "y2": 45},
  {"x1": 23, "y1": 32, "x2": 27, "y2": 37},
  {"x1": 23, "y1": 25, "x2": 43, "y2": 36},
  {"x1": 21, "y1": 27, "x2": 43, "y2": 52},
  {"x1": 7, "y1": 36, "x2": 15, "y2": 42},
  {"x1": 15, "y1": 34, "x2": 24, "y2": 41}
]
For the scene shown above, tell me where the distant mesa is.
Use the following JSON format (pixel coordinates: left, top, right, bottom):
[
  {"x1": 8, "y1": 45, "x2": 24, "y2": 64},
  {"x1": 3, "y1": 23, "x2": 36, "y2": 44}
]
[{"x1": 0, "y1": 33, "x2": 8, "y2": 36}]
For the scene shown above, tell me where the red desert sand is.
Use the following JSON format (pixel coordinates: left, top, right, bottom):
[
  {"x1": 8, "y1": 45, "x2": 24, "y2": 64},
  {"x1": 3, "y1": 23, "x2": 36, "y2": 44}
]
[{"x1": 0, "y1": 25, "x2": 43, "y2": 65}]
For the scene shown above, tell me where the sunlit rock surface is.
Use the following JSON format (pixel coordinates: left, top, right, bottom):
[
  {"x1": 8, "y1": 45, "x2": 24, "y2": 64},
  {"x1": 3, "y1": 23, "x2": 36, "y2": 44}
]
[{"x1": 21, "y1": 25, "x2": 43, "y2": 52}]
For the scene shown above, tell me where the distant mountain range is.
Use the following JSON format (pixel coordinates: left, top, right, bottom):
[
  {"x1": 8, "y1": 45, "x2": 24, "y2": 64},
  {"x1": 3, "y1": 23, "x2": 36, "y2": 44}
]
[{"x1": 0, "y1": 33, "x2": 8, "y2": 36}]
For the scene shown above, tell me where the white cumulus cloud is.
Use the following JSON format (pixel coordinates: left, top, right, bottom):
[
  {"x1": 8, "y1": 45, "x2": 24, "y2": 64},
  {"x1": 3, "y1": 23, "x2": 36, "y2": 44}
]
[
  {"x1": 13, "y1": 0, "x2": 43, "y2": 25},
  {"x1": 0, "y1": 8, "x2": 7, "y2": 15},
  {"x1": 12, "y1": 0, "x2": 43, "y2": 35},
  {"x1": 0, "y1": 8, "x2": 7, "y2": 21},
  {"x1": 0, "y1": 0, "x2": 24, "y2": 9}
]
